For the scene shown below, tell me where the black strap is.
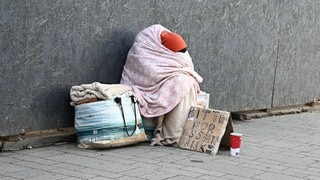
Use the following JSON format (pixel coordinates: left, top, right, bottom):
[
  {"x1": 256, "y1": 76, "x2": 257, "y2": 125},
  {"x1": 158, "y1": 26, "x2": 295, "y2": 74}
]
[{"x1": 115, "y1": 96, "x2": 138, "y2": 136}]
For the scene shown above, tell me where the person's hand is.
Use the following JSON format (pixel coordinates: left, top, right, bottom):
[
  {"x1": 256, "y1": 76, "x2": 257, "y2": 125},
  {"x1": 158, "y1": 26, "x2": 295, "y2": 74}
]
[{"x1": 196, "y1": 100, "x2": 206, "y2": 108}]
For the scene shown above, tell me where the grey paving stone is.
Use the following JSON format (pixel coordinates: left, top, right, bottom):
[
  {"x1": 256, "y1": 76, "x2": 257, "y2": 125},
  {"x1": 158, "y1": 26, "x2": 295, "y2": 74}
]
[
  {"x1": 221, "y1": 174, "x2": 260, "y2": 180},
  {"x1": 306, "y1": 175, "x2": 320, "y2": 180},
  {"x1": 141, "y1": 171, "x2": 178, "y2": 180},
  {"x1": 259, "y1": 138, "x2": 303, "y2": 149},
  {"x1": 295, "y1": 143, "x2": 320, "y2": 152},
  {"x1": 183, "y1": 166, "x2": 225, "y2": 177},
  {"x1": 51, "y1": 162, "x2": 87, "y2": 171},
  {"x1": 0, "y1": 163, "x2": 28, "y2": 173},
  {"x1": 307, "y1": 161, "x2": 320, "y2": 169},
  {"x1": 175, "y1": 156, "x2": 264, "y2": 178},
  {"x1": 277, "y1": 168, "x2": 317, "y2": 178},
  {"x1": 152, "y1": 154, "x2": 188, "y2": 163},
  {"x1": 131, "y1": 162, "x2": 163, "y2": 170},
  {"x1": 230, "y1": 157, "x2": 264, "y2": 166},
  {"x1": 48, "y1": 167, "x2": 97, "y2": 179},
  {"x1": 264, "y1": 153, "x2": 316, "y2": 167},
  {"x1": 134, "y1": 150, "x2": 172, "y2": 159},
  {"x1": 117, "y1": 156, "x2": 162, "y2": 165},
  {"x1": 0, "y1": 156, "x2": 22, "y2": 163},
  {"x1": 4, "y1": 168, "x2": 46, "y2": 179},
  {"x1": 45, "y1": 153, "x2": 135, "y2": 173},
  {"x1": 95, "y1": 153, "x2": 137, "y2": 165},
  {"x1": 254, "y1": 172, "x2": 303, "y2": 180},
  {"x1": 166, "y1": 175, "x2": 200, "y2": 180},
  {"x1": 117, "y1": 176, "x2": 148, "y2": 180},
  {"x1": 159, "y1": 166, "x2": 203, "y2": 178},
  {"x1": 18, "y1": 149, "x2": 66, "y2": 158},
  {"x1": 55, "y1": 148, "x2": 103, "y2": 158},
  {"x1": 239, "y1": 161, "x2": 287, "y2": 173},
  {"x1": 58, "y1": 177, "x2": 80, "y2": 180},
  {"x1": 77, "y1": 167, "x2": 122, "y2": 179},
  {"x1": 11, "y1": 154, "x2": 59, "y2": 165},
  {"x1": 212, "y1": 157, "x2": 243, "y2": 166},
  {"x1": 26, "y1": 173, "x2": 67, "y2": 180},
  {"x1": 0, "y1": 176, "x2": 21, "y2": 180},
  {"x1": 14, "y1": 147, "x2": 50, "y2": 155},
  {"x1": 12, "y1": 160, "x2": 59, "y2": 172},
  {"x1": 306, "y1": 167, "x2": 320, "y2": 174},
  {"x1": 198, "y1": 174, "x2": 222, "y2": 180},
  {"x1": 156, "y1": 161, "x2": 187, "y2": 169},
  {"x1": 119, "y1": 167, "x2": 160, "y2": 177},
  {"x1": 88, "y1": 176, "x2": 115, "y2": 180}
]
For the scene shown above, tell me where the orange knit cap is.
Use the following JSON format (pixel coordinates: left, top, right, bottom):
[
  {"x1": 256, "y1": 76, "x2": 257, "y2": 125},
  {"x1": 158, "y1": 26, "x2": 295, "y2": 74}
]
[{"x1": 160, "y1": 31, "x2": 187, "y2": 52}]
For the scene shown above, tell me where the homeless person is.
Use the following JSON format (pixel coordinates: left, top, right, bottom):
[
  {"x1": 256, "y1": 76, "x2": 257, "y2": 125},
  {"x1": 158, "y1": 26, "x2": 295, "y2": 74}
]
[{"x1": 121, "y1": 24, "x2": 203, "y2": 146}]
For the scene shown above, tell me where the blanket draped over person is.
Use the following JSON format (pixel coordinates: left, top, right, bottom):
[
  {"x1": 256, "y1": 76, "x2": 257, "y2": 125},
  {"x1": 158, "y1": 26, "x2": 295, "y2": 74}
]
[{"x1": 121, "y1": 24, "x2": 203, "y2": 118}]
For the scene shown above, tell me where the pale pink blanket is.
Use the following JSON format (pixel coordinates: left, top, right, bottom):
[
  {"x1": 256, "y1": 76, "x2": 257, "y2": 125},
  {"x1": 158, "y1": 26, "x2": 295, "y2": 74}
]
[{"x1": 121, "y1": 24, "x2": 203, "y2": 117}]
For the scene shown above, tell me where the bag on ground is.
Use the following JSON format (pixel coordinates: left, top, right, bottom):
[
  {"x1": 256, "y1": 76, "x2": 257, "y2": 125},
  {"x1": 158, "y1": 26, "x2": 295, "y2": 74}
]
[{"x1": 74, "y1": 95, "x2": 147, "y2": 149}]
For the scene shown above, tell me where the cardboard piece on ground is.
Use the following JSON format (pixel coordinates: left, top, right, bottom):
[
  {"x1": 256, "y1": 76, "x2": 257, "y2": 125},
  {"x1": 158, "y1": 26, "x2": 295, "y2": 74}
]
[{"x1": 178, "y1": 106, "x2": 234, "y2": 155}]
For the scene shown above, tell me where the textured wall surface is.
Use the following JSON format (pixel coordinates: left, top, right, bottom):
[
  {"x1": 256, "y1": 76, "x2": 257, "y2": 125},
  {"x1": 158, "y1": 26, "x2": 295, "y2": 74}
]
[
  {"x1": 273, "y1": 1, "x2": 320, "y2": 107},
  {"x1": 1, "y1": 0, "x2": 319, "y2": 136}
]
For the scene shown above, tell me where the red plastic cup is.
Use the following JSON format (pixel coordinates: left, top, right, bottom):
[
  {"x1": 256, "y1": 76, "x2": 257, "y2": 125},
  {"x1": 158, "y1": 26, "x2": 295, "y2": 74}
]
[{"x1": 230, "y1": 132, "x2": 242, "y2": 156}]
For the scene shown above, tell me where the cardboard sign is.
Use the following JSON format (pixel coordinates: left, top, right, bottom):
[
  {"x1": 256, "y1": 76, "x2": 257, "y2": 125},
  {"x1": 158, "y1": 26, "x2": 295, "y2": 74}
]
[{"x1": 178, "y1": 106, "x2": 232, "y2": 155}]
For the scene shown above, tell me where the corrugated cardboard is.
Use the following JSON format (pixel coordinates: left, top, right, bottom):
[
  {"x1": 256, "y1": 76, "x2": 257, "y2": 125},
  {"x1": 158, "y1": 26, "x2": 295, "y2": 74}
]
[{"x1": 178, "y1": 106, "x2": 234, "y2": 155}]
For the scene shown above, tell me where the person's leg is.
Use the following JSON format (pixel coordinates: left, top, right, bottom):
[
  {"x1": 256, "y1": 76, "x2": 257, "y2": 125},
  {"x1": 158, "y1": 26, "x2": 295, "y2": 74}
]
[
  {"x1": 151, "y1": 86, "x2": 197, "y2": 146},
  {"x1": 150, "y1": 115, "x2": 165, "y2": 146}
]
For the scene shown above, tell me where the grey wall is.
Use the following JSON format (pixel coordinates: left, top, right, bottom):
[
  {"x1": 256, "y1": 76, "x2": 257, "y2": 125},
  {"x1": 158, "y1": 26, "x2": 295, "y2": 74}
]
[{"x1": 1, "y1": 0, "x2": 320, "y2": 136}]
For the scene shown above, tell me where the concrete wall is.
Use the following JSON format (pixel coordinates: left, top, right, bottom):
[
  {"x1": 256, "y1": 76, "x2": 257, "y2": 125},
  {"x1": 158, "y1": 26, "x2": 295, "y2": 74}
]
[{"x1": 1, "y1": 0, "x2": 320, "y2": 136}]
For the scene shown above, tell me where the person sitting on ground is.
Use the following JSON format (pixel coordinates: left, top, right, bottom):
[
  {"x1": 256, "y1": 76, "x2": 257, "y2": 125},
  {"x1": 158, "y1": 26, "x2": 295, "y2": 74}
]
[{"x1": 120, "y1": 24, "x2": 203, "y2": 146}]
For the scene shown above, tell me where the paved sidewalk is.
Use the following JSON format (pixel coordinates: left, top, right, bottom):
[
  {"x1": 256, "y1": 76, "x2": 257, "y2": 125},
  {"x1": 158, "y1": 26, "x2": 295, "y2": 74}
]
[{"x1": 1, "y1": 111, "x2": 320, "y2": 180}]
